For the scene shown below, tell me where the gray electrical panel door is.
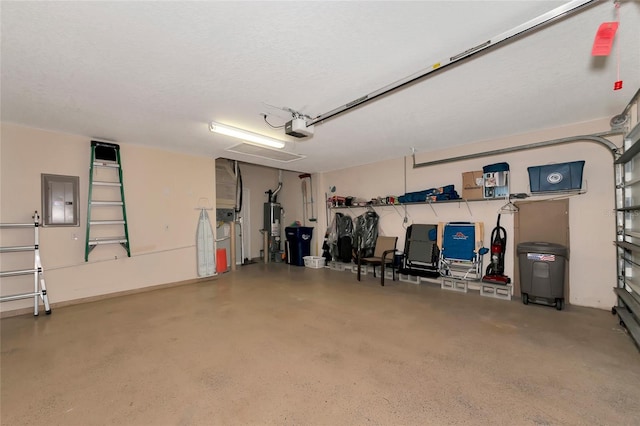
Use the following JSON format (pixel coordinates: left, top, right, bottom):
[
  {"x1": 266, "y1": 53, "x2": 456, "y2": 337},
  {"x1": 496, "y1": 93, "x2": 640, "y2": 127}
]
[{"x1": 42, "y1": 174, "x2": 79, "y2": 226}]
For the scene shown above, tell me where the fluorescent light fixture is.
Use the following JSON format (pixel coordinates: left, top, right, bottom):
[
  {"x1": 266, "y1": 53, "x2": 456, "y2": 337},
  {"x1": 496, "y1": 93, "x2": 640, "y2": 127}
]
[{"x1": 209, "y1": 121, "x2": 285, "y2": 149}]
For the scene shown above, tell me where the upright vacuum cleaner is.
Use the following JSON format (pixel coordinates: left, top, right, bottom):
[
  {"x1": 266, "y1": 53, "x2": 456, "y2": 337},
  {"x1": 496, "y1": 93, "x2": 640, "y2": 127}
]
[{"x1": 482, "y1": 214, "x2": 511, "y2": 285}]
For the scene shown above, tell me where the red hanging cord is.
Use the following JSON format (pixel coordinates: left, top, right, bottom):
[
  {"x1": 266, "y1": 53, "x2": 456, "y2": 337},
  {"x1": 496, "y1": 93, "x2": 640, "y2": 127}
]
[{"x1": 614, "y1": 1, "x2": 623, "y2": 90}]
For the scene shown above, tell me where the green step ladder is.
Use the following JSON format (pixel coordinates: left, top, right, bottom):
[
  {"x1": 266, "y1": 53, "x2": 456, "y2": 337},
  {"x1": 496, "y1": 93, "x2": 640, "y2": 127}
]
[{"x1": 85, "y1": 141, "x2": 131, "y2": 261}]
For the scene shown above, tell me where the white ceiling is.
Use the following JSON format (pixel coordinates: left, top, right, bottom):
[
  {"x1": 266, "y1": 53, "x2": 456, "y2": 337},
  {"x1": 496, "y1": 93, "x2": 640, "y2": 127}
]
[{"x1": 2, "y1": 1, "x2": 639, "y2": 173}]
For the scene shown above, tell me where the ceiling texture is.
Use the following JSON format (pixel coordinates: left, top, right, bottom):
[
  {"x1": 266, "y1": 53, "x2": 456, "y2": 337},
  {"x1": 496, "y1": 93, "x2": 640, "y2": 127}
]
[{"x1": 2, "y1": 1, "x2": 639, "y2": 173}]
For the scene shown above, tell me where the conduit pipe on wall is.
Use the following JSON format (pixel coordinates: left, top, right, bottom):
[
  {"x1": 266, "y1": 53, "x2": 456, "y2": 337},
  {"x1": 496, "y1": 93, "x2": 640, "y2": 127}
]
[
  {"x1": 411, "y1": 132, "x2": 621, "y2": 169},
  {"x1": 230, "y1": 221, "x2": 237, "y2": 272}
]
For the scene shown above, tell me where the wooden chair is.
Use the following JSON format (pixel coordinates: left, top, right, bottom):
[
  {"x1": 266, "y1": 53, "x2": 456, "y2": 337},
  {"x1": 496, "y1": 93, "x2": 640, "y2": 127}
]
[{"x1": 357, "y1": 236, "x2": 398, "y2": 286}]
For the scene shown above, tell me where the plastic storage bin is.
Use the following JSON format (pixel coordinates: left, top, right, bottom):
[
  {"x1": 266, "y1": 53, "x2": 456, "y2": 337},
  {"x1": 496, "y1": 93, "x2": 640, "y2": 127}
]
[
  {"x1": 303, "y1": 256, "x2": 325, "y2": 269},
  {"x1": 527, "y1": 161, "x2": 584, "y2": 193},
  {"x1": 285, "y1": 226, "x2": 313, "y2": 266},
  {"x1": 517, "y1": 242, "x2": 568, "y2": 310}
]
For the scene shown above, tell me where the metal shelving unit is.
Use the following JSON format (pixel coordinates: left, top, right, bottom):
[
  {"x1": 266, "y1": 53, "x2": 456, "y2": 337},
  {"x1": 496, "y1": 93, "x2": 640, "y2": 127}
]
[{"x1": 614, "y1": 93, "x2": 640, "y2": 350}]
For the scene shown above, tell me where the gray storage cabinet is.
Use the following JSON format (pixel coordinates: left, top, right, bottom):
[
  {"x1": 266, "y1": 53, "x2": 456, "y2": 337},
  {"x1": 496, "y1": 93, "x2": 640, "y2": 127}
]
[{"x1": 517, "y1": 242, "x2": 568, "y2": 310}]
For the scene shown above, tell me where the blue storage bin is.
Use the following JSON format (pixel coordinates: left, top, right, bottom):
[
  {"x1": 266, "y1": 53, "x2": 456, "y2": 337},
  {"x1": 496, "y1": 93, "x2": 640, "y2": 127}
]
[
  {"x1": 528, "y1": 161, "x2": 585, "y2": 192},
  {"x1": 482, "y1": 162, "x2": 510, "y2": 173}
]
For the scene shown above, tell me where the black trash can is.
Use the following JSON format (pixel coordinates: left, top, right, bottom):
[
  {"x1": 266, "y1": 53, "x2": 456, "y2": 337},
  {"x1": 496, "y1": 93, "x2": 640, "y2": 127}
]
[
  {"x1": 517, "y1": 242, "x2": 569, "y2": 310},
  {"x1": 285, "y1": 226, "x2": 313, "y2": 266}
]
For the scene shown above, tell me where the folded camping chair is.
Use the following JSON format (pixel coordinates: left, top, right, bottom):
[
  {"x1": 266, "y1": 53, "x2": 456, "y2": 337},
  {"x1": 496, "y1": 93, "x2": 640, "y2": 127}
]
[
  {"x1": 398, "y1": 224, "x2": 440, "y2": 279},
  {"x1": 437, "y1": 222, "x2": 487, "y2": 280},
  {"x1": 357, "y1": 235, "x2": 398, "y2": 286}
]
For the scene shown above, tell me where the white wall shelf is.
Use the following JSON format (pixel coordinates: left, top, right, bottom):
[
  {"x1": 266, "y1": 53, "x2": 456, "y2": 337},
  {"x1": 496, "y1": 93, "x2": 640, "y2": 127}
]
[{"x1": 328, "y1": 189, "x2": 586, "y2": 218}]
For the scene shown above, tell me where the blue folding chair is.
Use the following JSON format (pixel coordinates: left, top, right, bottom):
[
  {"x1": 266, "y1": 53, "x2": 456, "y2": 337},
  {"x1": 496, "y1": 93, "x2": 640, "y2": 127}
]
[{"x1": 438, "y1": 222, "x2": 488, "y2": 280}]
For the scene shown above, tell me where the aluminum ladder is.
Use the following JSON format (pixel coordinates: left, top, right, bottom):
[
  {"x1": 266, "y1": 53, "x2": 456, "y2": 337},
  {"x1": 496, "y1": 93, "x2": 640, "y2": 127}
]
[
  {"x1": 85, "y1": 141, "x2": 131, "y2": 261},
  {"x1": 0, "y1": 211, "x2": 52, "y2": 315}
]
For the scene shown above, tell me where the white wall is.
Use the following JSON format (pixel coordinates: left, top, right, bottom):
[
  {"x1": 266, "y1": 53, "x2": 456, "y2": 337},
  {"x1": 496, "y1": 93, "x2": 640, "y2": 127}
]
[
  {"x1": 222, "y1": 162, "x2": 311, "y2": 261},
  {"x1": 1, "y1": 118, "x2": 621, "y2": 312},
  {"x1": 1, "y1": 123, "x2": 216, "y2": 313},
  {"x1": 317, "y1": 118, "x2": 620, "y2": 309}
]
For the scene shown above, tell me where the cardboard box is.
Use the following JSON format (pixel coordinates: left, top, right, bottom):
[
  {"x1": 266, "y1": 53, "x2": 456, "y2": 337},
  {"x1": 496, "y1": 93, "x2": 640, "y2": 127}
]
[{"x1": 462, "y1": 171, "x2": 484, "y2": 200}]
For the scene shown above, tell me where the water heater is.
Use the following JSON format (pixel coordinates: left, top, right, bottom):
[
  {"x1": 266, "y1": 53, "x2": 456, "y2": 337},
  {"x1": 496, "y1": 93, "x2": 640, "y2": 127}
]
[{"x1": 263, "y1": 202, "x2": 282, "y2": 261}]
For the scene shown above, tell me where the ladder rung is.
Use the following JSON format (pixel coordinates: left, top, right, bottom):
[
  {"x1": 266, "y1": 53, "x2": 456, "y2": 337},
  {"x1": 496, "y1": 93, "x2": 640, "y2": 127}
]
[
  {"x1": 93, "y1": 162, "x2": 120, "y2": 168},
  {"x1": 89, "y1": 220, "x2": 125, "y2": 225},
  {"x1": 0, "y1": 268, "x2": 40, "y2": 278},
  {"x1": 0, "y1": 292, "x2": 43, "y2": 302},
  {"x1": 88, "y1": 237, "x2": 128, "y2": 246},
  {"x1": 0, "y1": 245, "x2": 37, "y2": 253},
  {"x1": 91, "y1": 141, "x2": 120, "y2": 150},
  {"x1": 0, "y1": 223, "x2": 35, "y2": 228},
  {"x1": 92, "y1": 181, "x2": 122, "y2": 187},
  {"x1": 90, "y1": 201, "x2": 124, "y2": 206}
]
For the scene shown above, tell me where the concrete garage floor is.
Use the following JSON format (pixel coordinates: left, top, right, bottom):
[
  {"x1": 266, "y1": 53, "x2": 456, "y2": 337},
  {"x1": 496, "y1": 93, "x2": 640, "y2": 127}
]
[{"x1": 1, "y1": 263, "x2": 639, "y2": 425}]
